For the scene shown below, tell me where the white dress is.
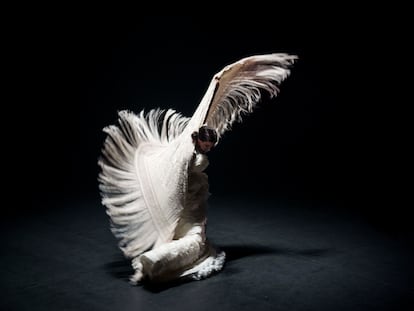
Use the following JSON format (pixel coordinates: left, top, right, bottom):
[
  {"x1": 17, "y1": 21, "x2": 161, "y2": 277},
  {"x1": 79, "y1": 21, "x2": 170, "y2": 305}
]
[{"x1": 131, "y1": 151, "x2": 226, "y2": 283}]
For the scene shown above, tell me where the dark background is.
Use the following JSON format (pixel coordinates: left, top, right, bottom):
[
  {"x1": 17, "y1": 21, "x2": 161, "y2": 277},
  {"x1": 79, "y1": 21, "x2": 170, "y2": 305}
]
[
  {"x1": 12, "y1": 13, "x2": 409, "y2": 232},
  {"x1": 4, "y1": 10, "x2": 413, "y2": 311}
]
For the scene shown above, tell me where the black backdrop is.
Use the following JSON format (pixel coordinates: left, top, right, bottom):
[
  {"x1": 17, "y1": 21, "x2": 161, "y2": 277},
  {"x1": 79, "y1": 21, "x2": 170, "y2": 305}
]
[{"x1": 14, "y1": 13, "x2": 409, "y2": 231}]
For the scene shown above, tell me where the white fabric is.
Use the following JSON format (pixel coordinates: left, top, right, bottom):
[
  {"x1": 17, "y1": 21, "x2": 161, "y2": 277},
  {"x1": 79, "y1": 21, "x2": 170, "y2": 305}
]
[{"x1": 129, "y1": 152, "x2": 225, "y2": 283}]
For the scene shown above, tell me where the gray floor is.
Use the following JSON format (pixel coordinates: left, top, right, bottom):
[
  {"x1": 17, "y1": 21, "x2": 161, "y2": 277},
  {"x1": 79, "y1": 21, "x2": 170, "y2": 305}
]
[{"x1": 2, "y1": 195, "x2": 413, "y2": 311}]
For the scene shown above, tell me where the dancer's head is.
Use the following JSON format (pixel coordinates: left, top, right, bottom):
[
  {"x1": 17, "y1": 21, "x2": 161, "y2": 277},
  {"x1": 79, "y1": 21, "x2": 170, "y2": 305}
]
[{"x1": 192, "y1": 126, "x2": 218, "y2": 154}]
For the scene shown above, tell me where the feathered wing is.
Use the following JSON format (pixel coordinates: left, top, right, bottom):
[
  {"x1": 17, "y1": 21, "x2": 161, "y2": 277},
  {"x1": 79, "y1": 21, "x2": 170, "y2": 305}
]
[
  {"x1": 97, "y1": 53, "x2": 297, "y2": 262},
  {"x1": 200, "y1": 53, "x2": 297, "y2": 141},
  {"x1": 98, "y1": 108, "x2": 191, "y2": 259}
]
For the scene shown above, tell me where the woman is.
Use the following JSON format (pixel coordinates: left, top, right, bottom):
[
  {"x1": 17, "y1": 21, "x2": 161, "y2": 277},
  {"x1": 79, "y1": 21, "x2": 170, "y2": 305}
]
[{"x1": 98, "y1": 53, "x2": 297, "y2": 285}]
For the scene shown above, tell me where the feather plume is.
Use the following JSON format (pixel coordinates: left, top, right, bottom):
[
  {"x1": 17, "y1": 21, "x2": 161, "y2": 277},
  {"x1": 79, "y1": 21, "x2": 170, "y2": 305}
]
[
  {"x1": 203, "y1": 53, "x2": 297, "y2": 140},
  {"x1": 98, "y1": 108, "x2": 190, "y2": 258}
]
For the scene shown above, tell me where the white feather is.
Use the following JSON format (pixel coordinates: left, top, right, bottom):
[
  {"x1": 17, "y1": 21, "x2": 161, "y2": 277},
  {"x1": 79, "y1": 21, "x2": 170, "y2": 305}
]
[
  {"x1": 203, "y1": 53, "x2": 297, "y2": 140},
  {"x1": 98, "y1": 108, "x2": 191, "y2": 258}
]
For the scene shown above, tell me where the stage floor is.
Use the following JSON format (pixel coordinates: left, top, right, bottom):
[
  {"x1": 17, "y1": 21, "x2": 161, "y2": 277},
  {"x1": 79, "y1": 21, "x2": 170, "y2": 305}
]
[{"x1": 2, "y1": 195, "x2": 413, "y2": 311}]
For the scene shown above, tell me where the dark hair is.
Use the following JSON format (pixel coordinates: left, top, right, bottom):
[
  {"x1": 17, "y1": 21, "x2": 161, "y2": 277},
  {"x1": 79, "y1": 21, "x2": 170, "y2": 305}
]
[{"x1": 192, "y1": 126, "x2": 218, "y2": 143}]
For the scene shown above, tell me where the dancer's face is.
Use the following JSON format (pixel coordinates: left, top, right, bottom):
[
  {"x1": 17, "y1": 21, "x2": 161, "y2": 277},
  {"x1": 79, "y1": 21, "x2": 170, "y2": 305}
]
[{"x1": 196, "y1": 139, "x2": 215, "y2": 154}]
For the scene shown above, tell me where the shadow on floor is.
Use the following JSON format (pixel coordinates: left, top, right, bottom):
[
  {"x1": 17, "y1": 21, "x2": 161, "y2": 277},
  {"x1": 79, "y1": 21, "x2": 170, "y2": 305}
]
[
  {"x1": 221, "y1": 244, "x2": 334, "y2": 261},
  {"x1": 103, "y1": 244, "x2": 334, "y2": 293}
]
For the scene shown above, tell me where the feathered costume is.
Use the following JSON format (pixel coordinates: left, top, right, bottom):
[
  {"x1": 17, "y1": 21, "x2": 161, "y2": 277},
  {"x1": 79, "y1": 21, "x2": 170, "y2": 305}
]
[{"x1": 98, "y1": 53, "x2": 297, "y2": 284}]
